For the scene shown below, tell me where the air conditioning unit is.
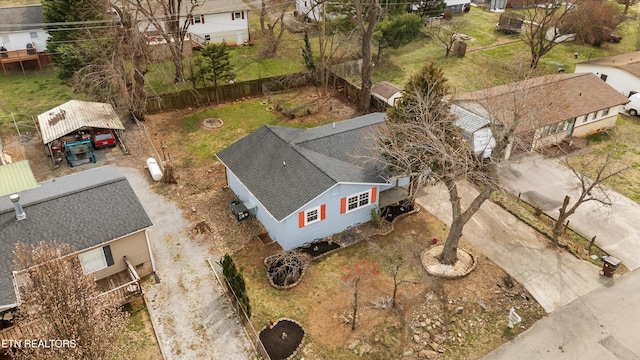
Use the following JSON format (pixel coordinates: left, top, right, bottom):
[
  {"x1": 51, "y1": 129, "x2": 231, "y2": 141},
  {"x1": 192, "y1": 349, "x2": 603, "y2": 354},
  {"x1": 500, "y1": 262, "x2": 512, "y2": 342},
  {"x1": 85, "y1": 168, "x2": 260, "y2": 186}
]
[{"x1": 229, "y1": 199, "x2": 250, "y2": 221}]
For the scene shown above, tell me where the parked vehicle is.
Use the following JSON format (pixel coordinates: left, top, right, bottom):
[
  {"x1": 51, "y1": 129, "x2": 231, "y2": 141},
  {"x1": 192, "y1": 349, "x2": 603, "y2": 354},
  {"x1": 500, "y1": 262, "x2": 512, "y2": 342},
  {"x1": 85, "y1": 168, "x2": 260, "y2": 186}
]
[
  {"x1": 624, "y1": 93, "x2": 640, "y2": 116},
  {"x1": 91, "y1": 128, "x2": 116, "y2": 148}
]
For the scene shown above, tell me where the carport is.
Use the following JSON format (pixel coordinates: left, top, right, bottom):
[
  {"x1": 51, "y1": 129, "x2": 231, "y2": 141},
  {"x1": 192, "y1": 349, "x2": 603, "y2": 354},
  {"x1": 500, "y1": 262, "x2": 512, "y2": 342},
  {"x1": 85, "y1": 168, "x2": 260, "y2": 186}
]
[{"x1": 37, "y1": 100, "x2": 126, "y2": 166}]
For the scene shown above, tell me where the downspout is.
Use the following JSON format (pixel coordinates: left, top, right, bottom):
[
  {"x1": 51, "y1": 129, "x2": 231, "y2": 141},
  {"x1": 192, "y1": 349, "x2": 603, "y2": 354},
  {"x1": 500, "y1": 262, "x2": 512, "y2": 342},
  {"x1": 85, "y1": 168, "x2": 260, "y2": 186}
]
[{"x1": 145, "y1": 229, "x2": 157, "y2": 275}]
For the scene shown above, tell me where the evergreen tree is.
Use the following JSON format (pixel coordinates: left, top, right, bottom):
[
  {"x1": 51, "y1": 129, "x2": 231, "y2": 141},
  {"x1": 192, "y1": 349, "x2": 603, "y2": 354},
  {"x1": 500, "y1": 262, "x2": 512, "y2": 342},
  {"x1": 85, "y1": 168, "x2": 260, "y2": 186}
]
[
  {"x1": 200, "y1": 42, "x2": 235, "y2": 103},
  {"x1": 220, "y1": 254, "x2": 251, "y2": 318}
]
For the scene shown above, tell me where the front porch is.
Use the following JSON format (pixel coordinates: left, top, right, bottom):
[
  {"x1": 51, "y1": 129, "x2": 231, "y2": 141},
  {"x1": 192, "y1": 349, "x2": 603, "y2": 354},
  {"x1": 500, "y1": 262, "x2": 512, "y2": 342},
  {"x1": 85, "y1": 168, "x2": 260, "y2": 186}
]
[{"x1": 379, "y1": 186, "x2": 409, "y2": 208}]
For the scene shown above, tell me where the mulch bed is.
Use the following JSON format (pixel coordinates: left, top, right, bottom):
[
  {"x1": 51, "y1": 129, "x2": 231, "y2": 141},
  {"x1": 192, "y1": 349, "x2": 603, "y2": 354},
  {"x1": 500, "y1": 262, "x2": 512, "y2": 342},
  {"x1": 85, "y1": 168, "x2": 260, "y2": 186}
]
[
  {"x1": 299, "y1": 241, "x2": 341, "y2": 258},
  {"x1": 259, "y1": 319, "x2": 305, "y2": 360},
  {"x1": 382, "y1": 203, "x2": 415, "y2": 222}
]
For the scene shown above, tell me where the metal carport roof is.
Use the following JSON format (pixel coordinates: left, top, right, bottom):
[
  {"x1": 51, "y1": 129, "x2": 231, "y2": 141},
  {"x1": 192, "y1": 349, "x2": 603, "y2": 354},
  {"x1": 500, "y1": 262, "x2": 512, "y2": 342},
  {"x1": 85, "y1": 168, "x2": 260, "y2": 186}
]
[{"x1": 37, "y1": 100, "x2": 125, "y2": 144}]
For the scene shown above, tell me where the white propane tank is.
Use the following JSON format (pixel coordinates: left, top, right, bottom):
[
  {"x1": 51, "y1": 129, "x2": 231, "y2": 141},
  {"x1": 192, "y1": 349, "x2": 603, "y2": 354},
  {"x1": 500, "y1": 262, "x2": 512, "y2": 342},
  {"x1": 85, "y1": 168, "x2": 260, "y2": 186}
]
[{"x1": 146, "y1": 157, "x2": 163, "y2": 181}]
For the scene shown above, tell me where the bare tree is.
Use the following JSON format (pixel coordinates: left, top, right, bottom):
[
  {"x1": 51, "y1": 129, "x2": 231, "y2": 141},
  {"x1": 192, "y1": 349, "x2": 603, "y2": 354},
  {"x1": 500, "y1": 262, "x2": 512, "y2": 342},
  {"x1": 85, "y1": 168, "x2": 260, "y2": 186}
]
[
  {"x1": 520, "y1": 0, "x2": 578, "y2": 68},
  {"x1": 373, "y1": 242, "x2": 419, "y2": 308},
  {"x1": 259, "y1": 0, "x2": 290, "y2": 57},
  {"x1": 340, "y1": 260, "x2": 380, "y2": 330},
  {"x1": 354, "y1": 0, "x2": 380, "y2": 113},
  {"x1": 372, "y1": 62, "x2": 535, "y2": 265},
  {"x1": 124, "y1": 0, "x2": 203, "y2": 83},
  {"x1": 72, "y1": 4, "x2": 150, "y2": 120},
  {"x1": 552, "y1": 142, "x2": 629, "y2": 239},
  {"x1": 617, "y1": 0, "x2": 640, "y2": 15},
  {"x1": 11, "y1": 241, "x2": 129, "y2": 360},
  {"x1": 428, "y1": 18, "x2": 467, "y2": 57},
  {"x1": 562, "y1": 1, "x2": 623, "y2": 47}
]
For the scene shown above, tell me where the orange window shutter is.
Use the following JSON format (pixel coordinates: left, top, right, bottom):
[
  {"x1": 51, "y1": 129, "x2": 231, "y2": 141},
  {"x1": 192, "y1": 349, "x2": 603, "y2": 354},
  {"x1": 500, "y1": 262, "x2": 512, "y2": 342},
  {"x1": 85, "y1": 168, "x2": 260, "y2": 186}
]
[
  {"x1": 190, "y1": 17, "x2": 194, "y2": 25},
  {"x1": 241, "y1": 11, "x2": 245, "y2": 19},
  {"x1": 201, "y1": 15, "x2": 205, "y2": 24},
  {"x1": 340, "y1": 197, "x2": 346, "y2": 213},
  {"x1": 231, "y1": 12, "x2": 235, "y2": 20},
  {"x1": 371, "y1": 187, "x2": 377, "y2": 203},
  {"x1": 299, "y1": 211, "x2": 305, "y2": 228},
  {"x1": 320, "y1": 204, "x2": 326, "y2": 220}
]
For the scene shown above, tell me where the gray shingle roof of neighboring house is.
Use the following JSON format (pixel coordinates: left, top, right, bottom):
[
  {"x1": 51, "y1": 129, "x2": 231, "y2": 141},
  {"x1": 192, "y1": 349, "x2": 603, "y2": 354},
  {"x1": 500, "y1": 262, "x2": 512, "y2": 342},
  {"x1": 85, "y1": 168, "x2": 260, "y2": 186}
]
[
  {"x1": 216, "y1": 113, "x2": 388, "y2": 221},
  {"x1": 578, "y1": 51, "x2": 640, "y2": 78},
  {"x1": 0, "y1": 166, "x2": 152, "y2": 307},
  {"x1": 0, "y1": 5, "x2": 43, "y2": 32}
]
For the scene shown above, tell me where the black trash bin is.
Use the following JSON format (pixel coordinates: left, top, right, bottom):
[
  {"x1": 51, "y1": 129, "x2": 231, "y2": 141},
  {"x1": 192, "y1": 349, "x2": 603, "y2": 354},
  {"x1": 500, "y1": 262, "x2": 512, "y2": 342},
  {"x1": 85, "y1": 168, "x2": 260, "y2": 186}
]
[{"x1": 601, "y1": 256, "x2": 621, "y2": 277}]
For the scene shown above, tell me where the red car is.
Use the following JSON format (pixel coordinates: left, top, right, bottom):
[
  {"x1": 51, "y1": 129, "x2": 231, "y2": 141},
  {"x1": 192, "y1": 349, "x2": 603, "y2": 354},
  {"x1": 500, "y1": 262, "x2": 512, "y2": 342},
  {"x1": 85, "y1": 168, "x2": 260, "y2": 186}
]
[{"x1": 91, "y1": 128, "x2": 117, "y2": 148}]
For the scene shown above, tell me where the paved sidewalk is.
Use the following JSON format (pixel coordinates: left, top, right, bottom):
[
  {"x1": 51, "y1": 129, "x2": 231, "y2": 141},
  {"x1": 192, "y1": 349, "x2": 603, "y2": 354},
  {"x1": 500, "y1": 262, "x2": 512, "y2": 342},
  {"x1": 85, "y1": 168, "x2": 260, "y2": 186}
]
[
  {"x1": 499, "y1": 154, "x2": 640, "y2": 270},
  {"x1": 119, "y1": 167, "x2": 254, "y2": 360},
  {"x1": 415, "y1": 182, "x2": 605, "y2": 313}
]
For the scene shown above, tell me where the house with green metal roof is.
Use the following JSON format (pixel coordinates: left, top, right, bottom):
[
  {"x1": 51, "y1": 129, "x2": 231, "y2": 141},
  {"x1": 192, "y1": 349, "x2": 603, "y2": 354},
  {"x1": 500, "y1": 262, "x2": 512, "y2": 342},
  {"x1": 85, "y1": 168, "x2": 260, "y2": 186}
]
[
  {"x1": 216, "y1": 113, "x2": 409, "y2": 250},
  {"x1": 0, "y1": 160, "x2": 39, "y2": 197}
]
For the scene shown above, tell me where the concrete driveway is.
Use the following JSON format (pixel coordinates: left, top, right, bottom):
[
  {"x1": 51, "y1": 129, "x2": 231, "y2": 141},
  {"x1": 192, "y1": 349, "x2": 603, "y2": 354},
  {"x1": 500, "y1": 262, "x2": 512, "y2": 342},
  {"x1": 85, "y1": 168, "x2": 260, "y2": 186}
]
[
  {"x1": 499, "y1": 154, "x2": 640, "y2": 270},
  {"x1": 415, "y1": 182, "x2": 605, "y2": 313}
]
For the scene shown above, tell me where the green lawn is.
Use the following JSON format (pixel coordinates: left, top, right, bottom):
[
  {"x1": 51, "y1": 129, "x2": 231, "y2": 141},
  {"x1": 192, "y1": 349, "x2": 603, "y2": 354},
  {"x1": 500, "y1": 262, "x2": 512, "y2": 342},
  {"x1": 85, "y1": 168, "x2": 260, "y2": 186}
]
[{"x1": 0, "y1": 69, "x2": 75, "y2": 133}]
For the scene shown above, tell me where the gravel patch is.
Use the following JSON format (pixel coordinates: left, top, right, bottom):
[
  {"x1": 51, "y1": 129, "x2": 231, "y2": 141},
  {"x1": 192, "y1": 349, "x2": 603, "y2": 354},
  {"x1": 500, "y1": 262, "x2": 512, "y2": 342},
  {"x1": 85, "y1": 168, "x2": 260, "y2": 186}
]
[{"x1": 117, "y1": 166, "x2": 254, "y2": 360}]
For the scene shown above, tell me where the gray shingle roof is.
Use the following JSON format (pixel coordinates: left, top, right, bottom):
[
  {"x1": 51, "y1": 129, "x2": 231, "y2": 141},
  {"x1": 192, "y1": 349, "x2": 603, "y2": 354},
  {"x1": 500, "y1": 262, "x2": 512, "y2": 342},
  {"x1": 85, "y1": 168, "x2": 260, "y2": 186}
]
[
  {"x1": 0, "y1": 166, "x2": 152, "y2": 307},
  {"x1": 216, "y1": 113, "x2": 388, "y2": 221},
  {"x1": 0, "y1": 5, "x2": 43, "y2": 31}
]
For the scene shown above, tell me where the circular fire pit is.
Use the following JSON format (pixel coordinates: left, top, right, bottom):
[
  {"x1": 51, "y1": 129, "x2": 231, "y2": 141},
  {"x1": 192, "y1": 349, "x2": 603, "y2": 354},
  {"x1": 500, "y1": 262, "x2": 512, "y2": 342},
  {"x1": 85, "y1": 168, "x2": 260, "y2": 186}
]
[{"x1": 201, "y1": 118, "x2": 224, "y2": 129}]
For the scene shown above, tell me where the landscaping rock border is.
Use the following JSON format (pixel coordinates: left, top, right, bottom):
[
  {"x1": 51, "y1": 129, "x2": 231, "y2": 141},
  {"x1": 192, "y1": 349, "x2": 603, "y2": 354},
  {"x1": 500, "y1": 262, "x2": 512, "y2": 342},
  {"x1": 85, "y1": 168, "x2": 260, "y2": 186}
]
[
  {"x1": 421, "y1": 245, "x2": 477, "y2": 279},
  {"x1": 258, "y1": 318, "x2": 306, "y2": 360},
  {"x1": 263, "y1": 253, "x2": 309, "y2": 289},
  {"x1": 201, "y1": 118, "x2": 224, "y2": 129}
]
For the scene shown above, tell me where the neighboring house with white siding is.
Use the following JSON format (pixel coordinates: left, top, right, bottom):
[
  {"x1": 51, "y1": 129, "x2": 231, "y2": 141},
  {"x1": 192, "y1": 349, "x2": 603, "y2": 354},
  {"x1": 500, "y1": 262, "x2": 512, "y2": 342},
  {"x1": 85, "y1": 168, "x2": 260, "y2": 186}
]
[
  {"x1": 186, "y1": 0, "x2": 250, "y2": 45},
  {"x1": 454, "y1": 73, "x2": 629, "y2": 158},
  {"x1": 575, "y1": 51, "x2": 640, "y2": 98},
  {"x1": 217, "y1": 113, "x2": 410, "y2": 251},
  {"x1": 0, "y1": 166, "x2": 155, "y2": 318},
  {"x1": 0, "y1": 4, "x2": 48, "y2": 52}
]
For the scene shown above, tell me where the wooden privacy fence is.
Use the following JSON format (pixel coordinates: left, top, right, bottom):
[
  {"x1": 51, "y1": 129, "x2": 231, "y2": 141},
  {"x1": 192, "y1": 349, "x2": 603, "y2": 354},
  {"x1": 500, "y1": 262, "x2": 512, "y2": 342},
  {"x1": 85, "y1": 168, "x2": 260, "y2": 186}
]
[
  {"x1": 146, "y1": 73, "x2": 309, "y2": 114},
  {"x1": 146, "y1": 70, "x2": 390, "y2": 114}
]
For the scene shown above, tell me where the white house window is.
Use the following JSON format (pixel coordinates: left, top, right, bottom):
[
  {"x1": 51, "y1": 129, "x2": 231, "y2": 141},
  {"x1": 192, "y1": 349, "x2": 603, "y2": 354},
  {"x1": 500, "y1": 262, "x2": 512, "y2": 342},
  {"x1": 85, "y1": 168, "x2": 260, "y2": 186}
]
[
  {"x1": 305, "y1": 207, "x2": 320, "y2": 225},
  {"x1": 204, "y1": 35, "x2": 211, "y2": 41},
  {"x1": 78, "y1": 246, "x2": 114, "y2": 274},
  {"x1": 592, "y1": 112, "x2": 597, "y2": 120},
  {"x1": 29, "y1": 32, "x2": 38, "y2": 39},
  {"x1": 602, "y1": 108, "x2": 610, "y2": 116},
  {"x1": 346, "y1": 190, "x2": 372, "y2": 212},
  {"x1": 194, "y1": 15, "x2": 201, "y2": 23},
  {"x1": 299, "y1": 204, "x2": 325, "y2": 227},
  {"x1": 600, "y1": 74, "x2": 608, "y2": 81},
  {"x1": 233, "y1": 11, "x2": 243, "y2": 20},
  {"x1": 582, "y1": 114, "x2": 589, "y2": 123}
]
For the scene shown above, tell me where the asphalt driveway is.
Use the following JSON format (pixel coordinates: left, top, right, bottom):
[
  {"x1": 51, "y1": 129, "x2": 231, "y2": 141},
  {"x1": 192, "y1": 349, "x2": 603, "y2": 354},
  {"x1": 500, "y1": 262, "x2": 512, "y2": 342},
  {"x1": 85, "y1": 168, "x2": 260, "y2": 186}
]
[
  {"x1": 499, "y1": 154, "x2": 640, "y2": 270},
  {"x1": 415, "y1": 182, "x2": 605, "y2": 313}
]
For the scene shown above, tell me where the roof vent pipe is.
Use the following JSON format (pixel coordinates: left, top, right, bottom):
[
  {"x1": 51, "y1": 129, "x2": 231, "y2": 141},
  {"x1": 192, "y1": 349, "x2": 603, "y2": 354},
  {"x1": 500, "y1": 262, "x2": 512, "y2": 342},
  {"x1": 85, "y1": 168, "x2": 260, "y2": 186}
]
[{"x1": 10, "y1": 194, "x2": 26, "y2": 221}]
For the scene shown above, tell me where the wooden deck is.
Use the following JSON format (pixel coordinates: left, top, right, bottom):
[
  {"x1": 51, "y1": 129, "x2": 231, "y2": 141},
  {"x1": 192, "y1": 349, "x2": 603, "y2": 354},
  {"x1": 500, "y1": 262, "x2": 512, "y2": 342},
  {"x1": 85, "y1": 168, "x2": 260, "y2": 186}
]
[
  {"x1": 0, "y1": 47, "x2": 43, "y2": 75},
  {"x1": 0, "y1": 259, "x2": 142, "y2": 343}
]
